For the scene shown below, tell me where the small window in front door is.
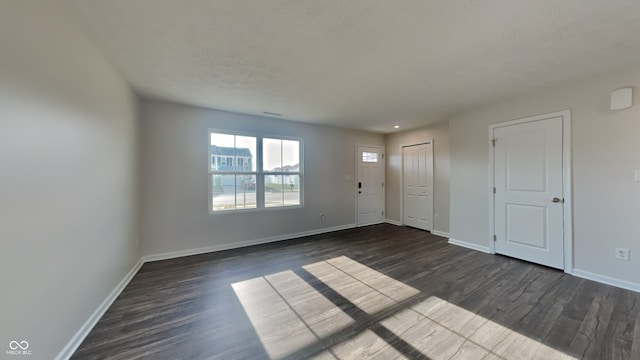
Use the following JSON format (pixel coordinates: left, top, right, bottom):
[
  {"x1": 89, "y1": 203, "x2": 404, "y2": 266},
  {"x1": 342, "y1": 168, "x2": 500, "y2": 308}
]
[{"x1": 362, "y1": 152, "x2": 379, "y2": 163}]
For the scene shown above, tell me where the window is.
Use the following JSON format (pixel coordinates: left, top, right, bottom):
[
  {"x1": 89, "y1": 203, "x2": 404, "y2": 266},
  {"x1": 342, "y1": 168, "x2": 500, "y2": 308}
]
[
  {"x1": 263, "y1": 138, "x2": 301, "y2": 208},
  {"x1": 209, "y1": 130, "x2": 303, "y2": 212},
  {"x1": 362, "y1": 151, "x2": 379, "y2": 163}
]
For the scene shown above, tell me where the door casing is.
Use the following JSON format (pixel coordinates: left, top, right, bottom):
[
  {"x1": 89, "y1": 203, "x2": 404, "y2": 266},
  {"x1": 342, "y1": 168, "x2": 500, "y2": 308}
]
[{"x1": 488, "y1": 110, "x2": 573, "y2": 273}]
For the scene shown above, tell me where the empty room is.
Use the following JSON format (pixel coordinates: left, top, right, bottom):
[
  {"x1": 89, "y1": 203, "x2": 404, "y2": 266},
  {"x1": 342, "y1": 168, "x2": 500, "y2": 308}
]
[{"x1": 2, "y1": 1, "x2": 640, "y2": 359}]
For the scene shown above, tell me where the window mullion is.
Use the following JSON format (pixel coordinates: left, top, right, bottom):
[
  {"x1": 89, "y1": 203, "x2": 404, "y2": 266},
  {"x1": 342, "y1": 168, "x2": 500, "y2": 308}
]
[
  {"x1": 233, "y1": 136, "x2": 237, "y2": 209},
  {"x1": 280, "y1": 140, "x2": 284, "y2": 206},
  {"x1": 233, "y1": 174, "x2": 237, "y2": 209},
  {"x1": 257, "y1": 137, "x2": 265, "y2": 208}
]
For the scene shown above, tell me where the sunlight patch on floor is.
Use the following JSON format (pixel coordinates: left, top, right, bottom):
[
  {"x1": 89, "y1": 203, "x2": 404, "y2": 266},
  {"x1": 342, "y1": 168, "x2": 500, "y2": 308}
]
[
  {"x1": 232, "y1": 256, "x2": 576, "y2": 360},
  {"x1": 303, "y1": 256, "x2": 420, "y2": 315},
  {"x1": 310, "y1": 330, "x2": 408, "y2": 360},
  {"x1": 382, "y1": 296, "x2": 577, "y2": 360},
  {"x1": 232, "y1": 270, "x2": 354, "y2": 359}
]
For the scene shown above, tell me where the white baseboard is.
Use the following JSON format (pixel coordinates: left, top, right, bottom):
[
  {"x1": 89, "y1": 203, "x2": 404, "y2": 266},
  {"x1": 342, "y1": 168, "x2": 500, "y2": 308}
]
[
  {"x1": 56, "y1": 259, "x2": 144, "y2": 360},
  {"x1": 142, "y1": 224, "x2": 357, "y2": 262},
  {"x1": 448, "y1": 238, "x2": 491, "y2": 254},
  {"x1": 431, "y1": 230, "x2": 450, "y2": 238},
  {"x1": 385, "y1": 219, "x2": 403, "y2": 226},
  {"x1": 572, "y1": 269, "x2": 640, "y2": 293}
]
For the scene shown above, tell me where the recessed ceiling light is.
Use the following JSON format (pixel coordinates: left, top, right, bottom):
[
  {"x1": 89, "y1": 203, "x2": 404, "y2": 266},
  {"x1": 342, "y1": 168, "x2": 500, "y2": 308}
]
[
  {"x1": 263, "y1": 111, "x2": 282, "y2": 116},
  {"x1": 394, "y1": 125, "x2": 400, "y2": 129}
]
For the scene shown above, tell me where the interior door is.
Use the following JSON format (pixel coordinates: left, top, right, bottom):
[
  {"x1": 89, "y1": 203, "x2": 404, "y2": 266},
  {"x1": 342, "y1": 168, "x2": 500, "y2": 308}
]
[
  {"x1": 403, "y1": 143, "x2": 433, "y2": 231},
  {"x1": 357, "y1": 145, "x2": 384, "y2": 226},
  {"x1": 493, "y1": 116, "x2": 564, "y2": 269}
]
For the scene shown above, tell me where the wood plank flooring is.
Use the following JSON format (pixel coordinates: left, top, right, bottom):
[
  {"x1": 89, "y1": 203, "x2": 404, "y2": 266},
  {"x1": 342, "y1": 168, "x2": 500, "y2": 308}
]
[{"x1": 72, "y1": 224, "x2": 640, "y2": 360}]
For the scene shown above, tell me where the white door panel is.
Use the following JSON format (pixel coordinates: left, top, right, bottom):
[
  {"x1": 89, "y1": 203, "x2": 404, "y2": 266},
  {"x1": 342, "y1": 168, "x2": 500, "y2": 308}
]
[
  {"x1": 494, "y1": 116, "x2": 564, "y2": 269},
  {"x1": 403, "y1": 143, "x2": 433, "y2": 231},
  {"x1": 357, "y1": 145, "x2": 384, "y2": 226}
]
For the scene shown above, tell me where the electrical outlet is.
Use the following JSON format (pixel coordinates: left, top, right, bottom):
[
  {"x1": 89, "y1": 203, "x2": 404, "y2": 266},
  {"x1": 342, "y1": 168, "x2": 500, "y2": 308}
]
[
  {"x1": 616, "y1": 248, "x2": 630, "y2": 261},
  {"x1": 320, "y1": 213, "x2": 326, "y2": 222}
]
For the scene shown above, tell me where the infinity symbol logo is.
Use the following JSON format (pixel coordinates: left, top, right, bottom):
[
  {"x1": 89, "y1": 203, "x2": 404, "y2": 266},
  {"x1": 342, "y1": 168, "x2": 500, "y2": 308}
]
[{"x1": 9, "y1": 341, "x2": 29, "y2": 350}]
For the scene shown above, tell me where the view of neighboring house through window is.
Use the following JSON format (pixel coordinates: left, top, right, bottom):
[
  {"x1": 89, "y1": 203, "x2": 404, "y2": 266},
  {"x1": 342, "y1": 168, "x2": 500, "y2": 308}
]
[
  {"x1": 210, "y1": 133, "x2": 257, "y2": 211},
  {"x1": 263, "y1": 138, "x2": 301, "y2": 207},
  {"x1": 209, "y1": 130, "x2": 302, "y2": 212}
]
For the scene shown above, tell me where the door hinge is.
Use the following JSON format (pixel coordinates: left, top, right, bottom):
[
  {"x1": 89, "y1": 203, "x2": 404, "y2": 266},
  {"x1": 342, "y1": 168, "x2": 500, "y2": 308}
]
[
  {"x1": 382, "y1": 182, "x2": 384, "y2": 188},
  {"x1": 492, "y1": 139, "x2": 497, "y2": 147},
  {"x1": 382, "y1": 211, "x2": 384, "y2": 216},
  {"x1": 493, "y1": 187, "x2": 496, "y2": 194},
  {"x1": 493, "y1": 234, "x2": 497, "y2": 242},
  {"x1": 382, "y1": 153, "x2": 384, "y2": 159}
]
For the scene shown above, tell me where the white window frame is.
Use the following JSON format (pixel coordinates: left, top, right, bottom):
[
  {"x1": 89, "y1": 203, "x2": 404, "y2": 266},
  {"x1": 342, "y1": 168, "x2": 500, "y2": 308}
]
[{"x1": 208, "y1": 129, "x2": 304, "y2": 214}]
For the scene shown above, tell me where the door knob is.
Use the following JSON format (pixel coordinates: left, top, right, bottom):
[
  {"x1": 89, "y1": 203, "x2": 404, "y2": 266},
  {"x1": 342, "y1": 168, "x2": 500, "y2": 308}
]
[{"x1": 552, "y1": 197, "x2": 563, "y2": 203}]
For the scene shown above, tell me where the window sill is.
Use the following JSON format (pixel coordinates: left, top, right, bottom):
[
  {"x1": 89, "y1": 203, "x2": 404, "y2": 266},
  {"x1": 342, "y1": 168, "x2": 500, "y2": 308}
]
[{"x1": 209, "y1": 204, "x2": 303, "y2": 215}]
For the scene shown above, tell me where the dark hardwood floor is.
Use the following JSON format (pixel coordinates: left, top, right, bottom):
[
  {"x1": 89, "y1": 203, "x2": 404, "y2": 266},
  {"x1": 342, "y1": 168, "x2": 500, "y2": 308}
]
[{"x1": 72, "y1": 224, "x2": 640, "y2": 360}]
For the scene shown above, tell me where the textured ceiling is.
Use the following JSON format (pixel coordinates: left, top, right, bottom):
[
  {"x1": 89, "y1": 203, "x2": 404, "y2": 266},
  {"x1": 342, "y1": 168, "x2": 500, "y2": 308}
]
[{"x1": 60, "y1": 0, "x2": 640, "y2": 133}]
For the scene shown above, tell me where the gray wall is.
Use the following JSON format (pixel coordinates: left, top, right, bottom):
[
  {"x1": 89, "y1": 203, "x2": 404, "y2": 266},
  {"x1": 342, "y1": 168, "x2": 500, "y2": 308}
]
[
  {"x1": 449, "y1": 65, "x2": 640, "y2": 286},
  {"x1": 384, "y1": 121, "x2": 450, "y2": 234},
  {"x1": 0, "y1": 2, "x2": 140, "y2": 359},
  {"x1": 140, "y1": 99, "x2": 384, "y2": 257}
]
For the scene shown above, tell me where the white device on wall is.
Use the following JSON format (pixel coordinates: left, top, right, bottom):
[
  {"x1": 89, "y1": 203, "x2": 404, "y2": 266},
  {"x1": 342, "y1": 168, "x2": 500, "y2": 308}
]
[{"x1": 610, "y1": 87, "x2": 633, "y2": 110}]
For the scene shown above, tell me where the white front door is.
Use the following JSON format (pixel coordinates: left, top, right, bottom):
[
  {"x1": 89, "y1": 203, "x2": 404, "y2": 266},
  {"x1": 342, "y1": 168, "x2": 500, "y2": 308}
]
[
  {"x1": 493, "y1": 115, "x2": 565, "y2": 269},
  {"x1": 357, "y1": 145, "x2": 384, "y2": 226},
  {"x1": 403, "y1": 143, "x2": 433, "y2": 231}
]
